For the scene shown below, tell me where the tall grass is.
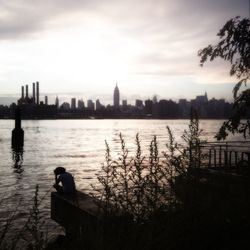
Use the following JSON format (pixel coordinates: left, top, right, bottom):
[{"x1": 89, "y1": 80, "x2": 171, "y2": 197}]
[
  {"x1": 92, "y1": 117, "x2": 204, "y2": 223},
  {"x1": 0, "y1": 185, "x2": 48, "y2": 250}
]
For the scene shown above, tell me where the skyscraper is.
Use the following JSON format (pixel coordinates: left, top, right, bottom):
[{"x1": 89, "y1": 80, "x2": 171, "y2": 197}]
[
  {"x1": 113, "y1": 83, "x2": 120, "y2": 108},
  {"x1": 71, "y1": 98, "x2": 76, "y2": 109},
  {"x1": 78, "y1": 99, "x2": 85, "y2": 109}
]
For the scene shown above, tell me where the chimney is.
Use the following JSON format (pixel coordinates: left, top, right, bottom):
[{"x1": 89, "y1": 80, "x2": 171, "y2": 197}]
[
  {"x1": 45, "y1": 95, "x2": 48, "y2": 105},
  {"x1": 33, "y1": 82, "x2": 36, "y2": 102},
  {"x1": 21, "y1": 86, "x2": 24, "y2": 99},
  {"x1": 25, "y1": 84, "x2": 28, "y2": 98},
  {"x1": 36, "y1": 81, "x2": 39, "y2": 105}
]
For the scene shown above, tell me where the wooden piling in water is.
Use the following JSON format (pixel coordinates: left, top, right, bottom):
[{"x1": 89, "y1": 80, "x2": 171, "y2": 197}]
[{"x1": 12, "y1": 107, "x2": 24, "y2": 149}]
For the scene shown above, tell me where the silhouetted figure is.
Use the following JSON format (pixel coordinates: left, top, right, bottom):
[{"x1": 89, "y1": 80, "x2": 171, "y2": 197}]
[
  {"x1": 53, "y1": 167, "x2": 76, "y2": 194},
  {"x1": 12, "y1": 107, "x2": 24, "y2": 149}
]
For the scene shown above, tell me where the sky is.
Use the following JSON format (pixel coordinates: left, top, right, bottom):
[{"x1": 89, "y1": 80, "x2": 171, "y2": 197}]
[{"x1": 0, "y1": 0, "x2": 249, "y2": 105}]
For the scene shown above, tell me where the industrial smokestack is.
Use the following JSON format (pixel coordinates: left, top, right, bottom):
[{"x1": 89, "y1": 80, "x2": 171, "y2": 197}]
[
  {"x1": 33, "y1": 82, "x2": 36, "y2": 102},
  {"x1": 45, "y1": 96, "x2": 48, "y2": 105},
  {"x1": 36, "y1": 81, "x2": 39, "y2": 105},
  {"x1": 21, "y1": 86, "x2": 24, "y2": 99},
  {"x1": 25, "y1": 84, "x2": 28, "y2": 98}
]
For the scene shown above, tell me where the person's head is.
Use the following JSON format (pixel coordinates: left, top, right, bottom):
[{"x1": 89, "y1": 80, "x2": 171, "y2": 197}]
[{"x1": 54, "y1": 167, "x2": 66, "y2": 176}]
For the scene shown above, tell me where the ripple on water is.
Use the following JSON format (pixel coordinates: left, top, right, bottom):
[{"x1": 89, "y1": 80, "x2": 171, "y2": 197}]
[{"x1": 0, "y1": 119, "x2": 243, "y2": 236}]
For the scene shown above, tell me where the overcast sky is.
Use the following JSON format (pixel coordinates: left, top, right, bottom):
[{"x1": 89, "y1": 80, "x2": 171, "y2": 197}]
[{"x1": 0, "y1": 0, "x2": 249, "y2": 104}]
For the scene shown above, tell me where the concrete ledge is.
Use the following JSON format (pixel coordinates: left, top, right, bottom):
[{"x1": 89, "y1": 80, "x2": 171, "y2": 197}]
[{"x1": 51, "y1": 191, "x2": 102, "y2": 231}]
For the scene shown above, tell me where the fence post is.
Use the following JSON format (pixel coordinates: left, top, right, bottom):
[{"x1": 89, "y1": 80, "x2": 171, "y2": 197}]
[{"x1": 209, "y1": 149, "x2": 212, "y2": 168}]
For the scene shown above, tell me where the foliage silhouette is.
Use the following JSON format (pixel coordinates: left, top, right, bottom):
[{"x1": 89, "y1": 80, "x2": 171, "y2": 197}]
[
  {"x1": 92, "y1": 116, "x2": 205, "y2": 226},
  {"x1": 198, "y1": 16, "x2": 250, "y2": 139}
]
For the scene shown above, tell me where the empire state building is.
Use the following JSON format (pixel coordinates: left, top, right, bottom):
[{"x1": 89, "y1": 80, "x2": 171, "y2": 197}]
[{"x1": 113, "y1": 84, "x2": 120, "y2": 108}]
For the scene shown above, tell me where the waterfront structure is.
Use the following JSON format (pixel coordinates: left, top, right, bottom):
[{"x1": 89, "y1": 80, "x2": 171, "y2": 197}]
[{"x1": 113, "y1": 83, "x2": 120, "y2": 108}]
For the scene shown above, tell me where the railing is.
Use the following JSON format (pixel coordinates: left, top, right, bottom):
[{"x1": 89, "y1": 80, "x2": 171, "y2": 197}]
[{"x1": 190, "y1": 141, "x2": 250, "y2": 170}]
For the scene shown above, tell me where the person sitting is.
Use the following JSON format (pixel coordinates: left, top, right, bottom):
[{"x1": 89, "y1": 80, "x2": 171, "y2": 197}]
[{"x1": 53, "y1": 167, "x2": 76, "y2": 194}]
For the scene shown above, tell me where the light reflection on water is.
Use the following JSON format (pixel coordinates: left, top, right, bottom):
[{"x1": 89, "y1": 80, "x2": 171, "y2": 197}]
[{"x1": 0, "y1": 119, "x2": 243, "y2": 228}]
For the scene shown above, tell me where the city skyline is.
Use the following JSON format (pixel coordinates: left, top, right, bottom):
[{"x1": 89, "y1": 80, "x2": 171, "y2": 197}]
[
  {"x1": 0, "y1": 82, "x2": 234, "y2": 120},
  {"x1": 0, "y1": 82, "x2": 234, "y2": 107},
  {"x1": 0, "y1": 0, "x2": 248, "y2": 102}
]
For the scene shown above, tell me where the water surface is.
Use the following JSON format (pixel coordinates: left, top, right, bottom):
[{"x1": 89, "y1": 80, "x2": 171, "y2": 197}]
[{"x1": 0, "y1": 119, "x2": 240, "y2": 227}]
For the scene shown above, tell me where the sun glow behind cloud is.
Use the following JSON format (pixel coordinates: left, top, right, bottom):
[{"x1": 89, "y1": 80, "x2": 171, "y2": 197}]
[{"x1": 0, "y1": 0, "x2": 248, "y2": 102}]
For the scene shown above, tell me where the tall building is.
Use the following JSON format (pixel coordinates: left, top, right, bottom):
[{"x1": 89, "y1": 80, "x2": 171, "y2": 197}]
[
  {"x1": 96, "y1": 99, "x2": 101, "y2": 110},
  {"x1": 78, "y1": 99, "x2": 85, "y2": 109},
  {"x1": 71, "y1": 98, "x2": 76, "y2": 109},
  {"x1": 113, "y1": 83, "x2": 120, "y2": 108},
  {"x1": 87, "y1": 99, "x2": 95, "y2": 111},
  {"x1": 45, "y1": 95, "x2": 48, "y2": 105},
  {"x1": 55, "y1": 96, "x2": 59, "y2": 108}
]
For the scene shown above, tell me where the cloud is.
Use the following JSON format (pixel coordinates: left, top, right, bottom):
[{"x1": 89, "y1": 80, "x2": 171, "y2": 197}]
[
  {"x1": 0, "y1": 0, "x2": 247, "y2": 40},
  {"x1": 0, "y1": 0, "x2": 248, "y2": 101}
]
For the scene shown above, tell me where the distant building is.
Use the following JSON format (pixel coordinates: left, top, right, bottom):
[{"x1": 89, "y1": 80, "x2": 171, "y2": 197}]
[
  {"x1": 113, "y1": 83, "x2": 120, "y2": 108},
  {"x1": 45, "y1": 95, "x2": 48, "y2": 105},
  {"x1": 179, "y1": 99, "x2": 190, "y2": 118},
  {"x1": 153, "y1": 95, "x2": 158, "y2": 104},
  {"x1": 195, "y1": 92, "x2": 208, "y2": 103},
  {"x1": 18, "y1": 83, "x2": 38, "y2": 105},
  {"x1": 60, "y1": 102, "x2": 70, "y2": 110},
  {"x1": 71, "y1": 98, "x2": 76, "y2": 109},
  {"x1": 135, "y1": 99, "x2": 143, "y2": 108},
  {"x1": 96, "y1": 99, "x2": 102, "y2": 110},
  {"x1": 145, "y1": 99, "x2": 153, "y2": 115},
  {"x1": 55, "y1": 96, "x2": 59, "y2": 108},
  {"x1": 122, "y1": 100, "x2": 127, "y2": 107},
  {"x1": 78, "y1": 99, "x2": 85, "y2": 109},
  {"x1": 87, "y1": 99, "x2": 95, "y2": 111}
]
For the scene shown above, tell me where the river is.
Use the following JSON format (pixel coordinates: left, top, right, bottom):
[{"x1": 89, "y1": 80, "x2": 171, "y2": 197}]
[{"x1": 0, "y1": 119, "x2": 242, "y2": 233}]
